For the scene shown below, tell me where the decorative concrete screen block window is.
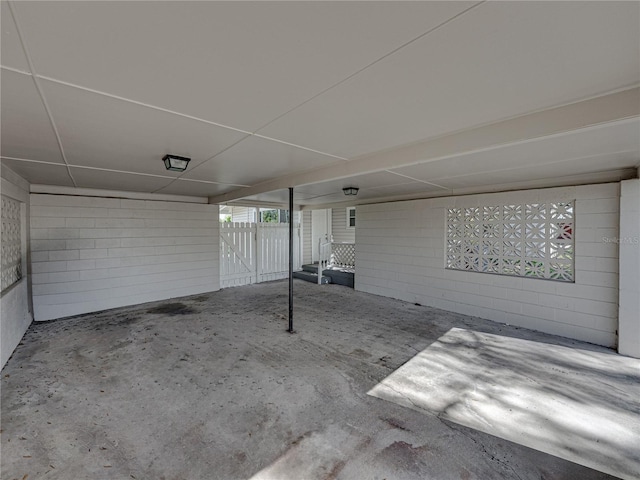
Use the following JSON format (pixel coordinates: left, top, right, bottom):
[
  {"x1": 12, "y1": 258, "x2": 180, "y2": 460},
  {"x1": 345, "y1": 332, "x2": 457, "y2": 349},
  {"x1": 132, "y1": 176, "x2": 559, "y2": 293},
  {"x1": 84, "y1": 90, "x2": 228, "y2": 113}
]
[
  {"x1": 347, "y1": 207, "x2": 356, "y2": 228},
  {"x1": 1, "y1": 195, "x2": 22, "y2": 292},
  {"x1": 446, "y1": 201, "x2": 574, "y2": 282}
]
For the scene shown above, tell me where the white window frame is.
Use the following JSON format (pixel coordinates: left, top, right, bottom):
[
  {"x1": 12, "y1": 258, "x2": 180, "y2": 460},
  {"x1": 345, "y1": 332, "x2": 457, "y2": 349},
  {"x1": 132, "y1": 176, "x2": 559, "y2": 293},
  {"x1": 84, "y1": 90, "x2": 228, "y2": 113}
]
[{"x1": 346, "y1": 207, "x2": 356, "y2": 229}]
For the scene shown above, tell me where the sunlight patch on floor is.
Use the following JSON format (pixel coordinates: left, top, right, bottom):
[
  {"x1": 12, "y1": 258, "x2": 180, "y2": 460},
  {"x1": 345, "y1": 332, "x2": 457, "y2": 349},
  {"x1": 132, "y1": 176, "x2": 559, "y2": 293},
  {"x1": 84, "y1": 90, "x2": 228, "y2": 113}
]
[{"x1": 367, "y1": 328, "x2": 640, "y2": 480}]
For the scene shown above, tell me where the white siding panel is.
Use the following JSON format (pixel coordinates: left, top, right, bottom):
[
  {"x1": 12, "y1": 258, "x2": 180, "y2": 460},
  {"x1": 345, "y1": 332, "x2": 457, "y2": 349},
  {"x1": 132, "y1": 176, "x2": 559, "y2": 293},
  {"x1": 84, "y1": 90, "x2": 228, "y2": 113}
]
[
  {"x1": 331, "y1": 207, "x2": 355, "y2": 243},
  {"x1": 302, "y1": 211, "x2": 312, "y2": 265}
]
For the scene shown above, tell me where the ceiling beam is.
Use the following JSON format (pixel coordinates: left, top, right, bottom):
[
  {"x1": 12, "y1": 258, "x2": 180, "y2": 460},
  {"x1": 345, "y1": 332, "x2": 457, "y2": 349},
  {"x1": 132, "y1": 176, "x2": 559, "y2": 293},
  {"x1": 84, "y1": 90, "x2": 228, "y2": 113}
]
[
  {"x1": 30, "y1": 184, "x2": 208, "y2": 204},
  {"x1": 208, "y1": 86, "x2": 639, "y2": 204}
]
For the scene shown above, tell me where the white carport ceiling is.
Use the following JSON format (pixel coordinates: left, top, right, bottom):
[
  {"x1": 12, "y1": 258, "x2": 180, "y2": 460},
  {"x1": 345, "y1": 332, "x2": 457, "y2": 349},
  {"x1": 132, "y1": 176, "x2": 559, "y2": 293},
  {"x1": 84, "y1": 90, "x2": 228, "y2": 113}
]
[{"x1": 1, "y1": 1, "x2": 638, "y2": 208}]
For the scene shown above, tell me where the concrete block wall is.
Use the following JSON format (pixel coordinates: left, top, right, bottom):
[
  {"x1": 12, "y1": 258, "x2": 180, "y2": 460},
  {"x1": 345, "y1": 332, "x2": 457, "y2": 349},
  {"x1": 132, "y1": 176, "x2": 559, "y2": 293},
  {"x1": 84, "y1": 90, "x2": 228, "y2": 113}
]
[
  {"x1": 356, "y1": 183, "x2": 620, "y2": 347},
  {"x1": 1, "y1": 165, "x2": 32, "y2": 369},
  {"x1": 618, "y1": 179, "x2": 640, "y2": 358},
  {"x1": 30, "y1": 194, "x2": 219, "y2": 321}
]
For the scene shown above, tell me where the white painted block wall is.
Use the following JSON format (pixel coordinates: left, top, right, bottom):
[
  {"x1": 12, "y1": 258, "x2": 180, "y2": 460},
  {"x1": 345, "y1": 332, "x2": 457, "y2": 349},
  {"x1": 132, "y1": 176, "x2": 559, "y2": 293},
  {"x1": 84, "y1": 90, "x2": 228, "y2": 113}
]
[
  {"x1": 1, "y1": 166, "x2": 32, "y2": 368},
  {"x1": 618, "y1": 179, "x2": 640, "y2": 358},
  {"x1": 30, "y1": 194, "x2": 219, "y2": 321},
  {"x1": 356, "y1": 183, "x2": 620, "y2": 347}
]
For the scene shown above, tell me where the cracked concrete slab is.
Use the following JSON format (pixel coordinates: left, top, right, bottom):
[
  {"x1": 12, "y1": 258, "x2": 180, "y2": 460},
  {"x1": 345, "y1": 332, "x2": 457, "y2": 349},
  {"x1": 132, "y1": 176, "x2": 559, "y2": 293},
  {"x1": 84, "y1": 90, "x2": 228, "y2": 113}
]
[{"x1": 1, "y1": 280, "x2": 634, "y2": 479}]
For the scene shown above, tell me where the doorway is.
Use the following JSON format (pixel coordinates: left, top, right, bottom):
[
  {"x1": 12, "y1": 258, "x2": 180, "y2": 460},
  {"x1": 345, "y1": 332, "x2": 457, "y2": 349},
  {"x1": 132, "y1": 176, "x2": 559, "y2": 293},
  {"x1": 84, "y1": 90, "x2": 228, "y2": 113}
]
[{"x1": 311, "y1": 209, "x2": 331, "y2": 263}]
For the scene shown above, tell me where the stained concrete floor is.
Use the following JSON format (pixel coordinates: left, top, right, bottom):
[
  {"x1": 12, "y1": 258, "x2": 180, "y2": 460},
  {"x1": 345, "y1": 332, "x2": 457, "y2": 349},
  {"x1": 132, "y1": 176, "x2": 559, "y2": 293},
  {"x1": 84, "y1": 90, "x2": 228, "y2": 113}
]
[{"x1": 1, "y1": 280, "x2": 638, "y2": 480}]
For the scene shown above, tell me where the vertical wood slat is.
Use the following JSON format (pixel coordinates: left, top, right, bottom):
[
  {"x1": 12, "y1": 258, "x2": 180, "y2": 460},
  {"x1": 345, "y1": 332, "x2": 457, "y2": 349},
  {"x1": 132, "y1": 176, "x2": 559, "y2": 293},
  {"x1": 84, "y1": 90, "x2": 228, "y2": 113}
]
[{"x1": 220, "y1": 222, "x2": 301, "y2": 287}]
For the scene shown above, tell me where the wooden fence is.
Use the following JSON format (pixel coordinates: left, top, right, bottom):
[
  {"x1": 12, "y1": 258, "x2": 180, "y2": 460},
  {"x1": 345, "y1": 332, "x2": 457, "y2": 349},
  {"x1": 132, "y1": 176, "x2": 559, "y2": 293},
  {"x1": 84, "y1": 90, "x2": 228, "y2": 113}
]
[{"x1": 220, "y1": 222, "x2": 301, "y2": 288}]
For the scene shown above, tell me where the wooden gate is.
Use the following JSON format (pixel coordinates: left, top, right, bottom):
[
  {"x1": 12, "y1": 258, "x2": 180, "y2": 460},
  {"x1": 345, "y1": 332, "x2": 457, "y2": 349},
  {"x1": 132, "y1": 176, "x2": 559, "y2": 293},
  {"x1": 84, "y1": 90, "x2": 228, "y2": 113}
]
[{"x1": 220, "y1": 222, "x2": 301, "y2": 288}]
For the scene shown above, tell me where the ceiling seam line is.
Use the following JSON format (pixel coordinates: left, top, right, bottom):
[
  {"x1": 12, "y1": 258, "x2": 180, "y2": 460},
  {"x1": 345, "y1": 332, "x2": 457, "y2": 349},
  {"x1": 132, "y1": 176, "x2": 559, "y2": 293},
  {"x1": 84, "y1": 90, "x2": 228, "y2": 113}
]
[
  {"x1": 384, "y1": 170, "x2": 449, "y2": 190},
  {"x1": 251, "y1": 134, "x2": 347, "y2": 160},
  {"x1": 178, "y1": 178, "x2": 250, "y2": 187},
  {"x1": 7, "y1": 1, "x2": 78, "y2": 187},
  {"x1": 1, "y1": 156, "x2": 248, "y2": 187},
  {"x1": 169, "y1": 134, "x2": 253, "y2": 183},
  {"x1": 249, "y1": 1, "x2": 486, "y2": 137},
  {"x1": 0, "y1": 65, "x2": 32, "y2": 76},
  {"x1": 34, "y1": 74, "x2": 253, "y2": 135},
  {"x1": 346, "y1": 85, "x2": 640, "y2": 166},
  {"x1": 0, "y1": 156, "x2": 63, "y2": 166},
  {"x1": 68, "y1": 164, "x2": 176, "y2": 180},
  {"x1": 34, "y1": 74, "x2": 347, "y2": 166},
  {"x1": 432, "y1": 118, "x2": 640, "y2": 168},
  {"x1": 343, "y1": 106, "x2": 640, "y2": 174}
]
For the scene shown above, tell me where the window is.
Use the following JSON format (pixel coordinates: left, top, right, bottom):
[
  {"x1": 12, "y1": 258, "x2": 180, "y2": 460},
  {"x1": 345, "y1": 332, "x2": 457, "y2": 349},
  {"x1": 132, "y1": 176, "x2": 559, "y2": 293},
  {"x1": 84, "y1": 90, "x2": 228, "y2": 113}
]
[
  {"x1": 445, "y1": 201, "x2": 574, "y2": 282},
  {"x1": 1, "y1": 195, "x2": 22, "y2": 292},
  {"x1": 259, "y1": 209, "x2": 289, "y2": 223},
  {"x1": 347, "y1": 207, "x2": 356, "y2": 228}
]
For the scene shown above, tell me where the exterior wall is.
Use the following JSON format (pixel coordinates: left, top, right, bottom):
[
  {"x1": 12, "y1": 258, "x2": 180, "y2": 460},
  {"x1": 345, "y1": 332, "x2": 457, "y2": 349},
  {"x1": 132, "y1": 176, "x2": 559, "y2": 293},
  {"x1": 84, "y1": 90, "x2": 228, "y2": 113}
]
[
  {"x1": 1, "y1": 165, "x2": 32, "y2": 368},
  {"x1": 302, "y1": 210, "x2": 312, "y2": 264},
  {"x1": 332, "y1": 207, "x2": 356, "y2": 243},
  {"x1": 356, "y1": 183, "x2": 620, "y2": 347},
  {"x1": 230, "y1": 206, "x2": 255, "y2": 223},
  {"x1": 618, "y1": 179, "x2": 640, "y2": 358},
  {"x1": 30, "y1": 194, "x2": 219, "y2": 321}
]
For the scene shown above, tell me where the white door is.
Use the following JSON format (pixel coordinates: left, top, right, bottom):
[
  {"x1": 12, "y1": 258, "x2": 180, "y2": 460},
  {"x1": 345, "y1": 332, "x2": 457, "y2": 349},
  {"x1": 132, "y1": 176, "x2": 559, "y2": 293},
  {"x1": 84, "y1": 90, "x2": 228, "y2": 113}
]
[{"x1": 311, "y1": 209, "x2": 331, "y2": 262}]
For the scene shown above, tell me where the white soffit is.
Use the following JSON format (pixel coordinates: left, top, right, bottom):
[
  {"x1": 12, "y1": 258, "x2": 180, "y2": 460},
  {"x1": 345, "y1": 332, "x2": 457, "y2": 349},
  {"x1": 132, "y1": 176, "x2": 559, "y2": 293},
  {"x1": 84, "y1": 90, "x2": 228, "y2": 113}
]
[
  {"x1": 365, "y1": 181, "x2": 445, "y2": 197},
  {"x1": 231, "y1": 189, "x2": 318, "y2": 206},
  {"x1": 8, "y1": 1, "x2": 474, "y2": 132},
  {"x1": 390, "y1": 119, "x2": 640, "y2": 182},
  {"x1": 435, "y1": 152, "x2": 640, "y2": 190},
  {"x1": 69, "y1": 167, "x2": 173, "y2": 193},
  {"x1": 0, "y1": 70, "x2": 64, "y2": 164},
  {"x1": 1, "y1": 159, "x2": 73, "y2": 187},
  {"x1": 0, "y1": 2, "x2": 30, "y2": 73},
  {"x1": 448, "y1": 169, "x2": 637, "y2": 197},
  {"x1": 39, "y1": 80, "x2": 248, "y2": 177},
  {"x1": 182, "y1": 135, "x2": 344, "y2": 186},
  {"x1": 259, "y1": 1, "x2": 640, "y2": 157},
  {"x1": 210, "y1": 88, "x2": 639, "y2": 205},
  {"x1": 155, "y1": 180, "x2": 243, "y2": 198},
  {"x1": 292, "y1": 179, "x2": 446, "y2": 207},
  {"x1": 296, "y1": 170, "x2": 420, "y2": 196}
]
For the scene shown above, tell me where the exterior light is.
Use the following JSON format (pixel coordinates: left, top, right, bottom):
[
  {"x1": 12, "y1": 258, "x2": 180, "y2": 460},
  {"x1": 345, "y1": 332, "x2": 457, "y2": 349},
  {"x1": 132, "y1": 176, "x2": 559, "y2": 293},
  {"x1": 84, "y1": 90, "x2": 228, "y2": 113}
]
[
  {"x1": 342, "y1": 186, "x2": 359, "y2": 196},
  {"x1": 163, "y1": 154, "x2": 191, "y2": 172}
]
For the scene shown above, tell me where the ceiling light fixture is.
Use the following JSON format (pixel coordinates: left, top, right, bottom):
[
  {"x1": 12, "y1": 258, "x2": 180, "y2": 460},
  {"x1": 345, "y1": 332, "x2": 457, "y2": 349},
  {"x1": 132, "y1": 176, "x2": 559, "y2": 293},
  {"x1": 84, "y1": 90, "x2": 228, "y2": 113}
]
[
  {"x1": 342, "y1": 186, "x2": 359, "y2": 196},
  {"x1": 163, "y1": 154, "x2": 191, "y2": 172}
]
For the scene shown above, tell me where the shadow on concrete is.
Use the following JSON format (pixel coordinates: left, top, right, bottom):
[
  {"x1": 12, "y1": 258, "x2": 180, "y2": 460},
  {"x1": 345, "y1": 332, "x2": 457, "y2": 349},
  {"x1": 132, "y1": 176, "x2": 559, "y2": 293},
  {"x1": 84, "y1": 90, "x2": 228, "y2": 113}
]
[
  {"x1": 368, "y1": 327, "x2": 640, "y2": 480},
  {"x1": 1, "y1": 280, "x2": 633, "y2": 480}
]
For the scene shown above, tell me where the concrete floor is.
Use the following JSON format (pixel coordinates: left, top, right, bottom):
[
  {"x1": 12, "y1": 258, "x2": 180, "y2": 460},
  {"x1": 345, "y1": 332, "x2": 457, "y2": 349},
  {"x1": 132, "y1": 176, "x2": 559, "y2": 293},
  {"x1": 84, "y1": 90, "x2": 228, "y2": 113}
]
[{"x1": 1, "y1": 280, "x2": 638, "y2": 480}]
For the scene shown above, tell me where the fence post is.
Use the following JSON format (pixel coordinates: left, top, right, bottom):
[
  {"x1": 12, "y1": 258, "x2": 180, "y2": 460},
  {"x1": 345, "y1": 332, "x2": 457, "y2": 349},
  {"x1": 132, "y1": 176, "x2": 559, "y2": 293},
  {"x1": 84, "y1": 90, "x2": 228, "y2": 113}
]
[
  {"x1": 317, "y1": 237, "x2": 322, "y2": 285},
  {"x1": 255, "y1": 222, "x2": 262, "y2": 284}
]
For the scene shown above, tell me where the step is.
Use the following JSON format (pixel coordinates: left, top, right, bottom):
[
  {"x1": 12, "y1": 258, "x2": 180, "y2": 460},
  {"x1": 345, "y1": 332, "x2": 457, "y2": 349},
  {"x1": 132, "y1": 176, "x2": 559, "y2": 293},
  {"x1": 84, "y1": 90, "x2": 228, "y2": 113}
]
[
  {"x1": 302, "y1": 264, "x2": 320, "y2": 274},
  {"x1": 293, "y1": 270, "x2": 332, "y2": 284},
  {"x1": 324, "y1": 270, "x2": 354, "y2": 288},
  {"x1": 301, "y1": 264, "x2": 354, "y2": 288}
]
